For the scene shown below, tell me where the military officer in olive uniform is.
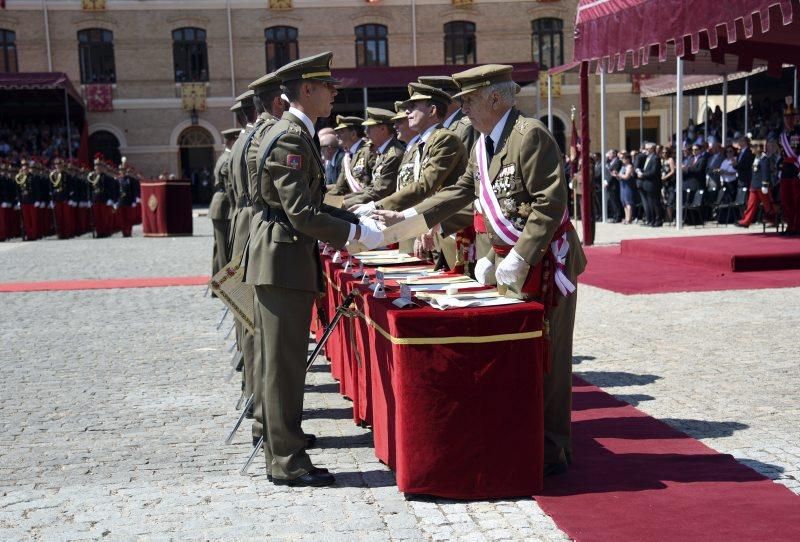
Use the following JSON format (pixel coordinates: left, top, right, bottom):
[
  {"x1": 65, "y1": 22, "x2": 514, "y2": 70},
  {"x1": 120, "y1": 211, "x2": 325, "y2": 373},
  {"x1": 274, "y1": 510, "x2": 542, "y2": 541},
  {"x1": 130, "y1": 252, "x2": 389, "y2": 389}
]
[
  {"x1": 244, "y1": 52, "x2": 384, "y2": 487},
  {"x1": 376, "y1": 65, "x2": 586, "y2": 476},
  {"x1": 227, "y1": 90, "x2": 260, "y2": 415},
  {"x1": 209, "y1": 128, "x2": 239, "y2": 277},
  {"x1": 328, "y1": 116, "x2": 375, "y2": 197},
  {"x1": 419, "y1": 75, "x2": 483, "y2": 264},
  {"x1": 343, "y1": 107, "x2": 405, "y2": 208},
  {"x1": 241, "y1": 71, "x2": 287, "y2": 445},
  {"x1": 357, "y1": 83, "x2": 467, "y2": 259},
  {"x1": 418, "y1": 75, "x2": 477, "y2": 152}
]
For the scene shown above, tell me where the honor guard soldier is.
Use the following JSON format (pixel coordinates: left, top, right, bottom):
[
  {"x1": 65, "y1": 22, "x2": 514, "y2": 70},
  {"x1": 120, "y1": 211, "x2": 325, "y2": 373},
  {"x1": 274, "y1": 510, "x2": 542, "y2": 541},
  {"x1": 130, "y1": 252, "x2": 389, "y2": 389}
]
[
  {"x1": 328, "y1": 115, "x2": 375, "y2": 197},
  {"x1": 31, "y1": 160, "x2": 54, "y2": 237},
  {"x1": 241, "y1": 71, "x2": 288, "y2": 445},
  {"x1": 50, "y1": 158, "x2": 76, "y2": 239},
  {"x1": 72, "y1": 161, "x2": 93, "y2": 235},
  {"x1": 375, "y1": 65, "x2": 586, "y2": 476},
  {"x1": 115, "y1": 157, "x2": 137, "y2": 237},
  {"x1": 210, "y1": 128, "x2": 239, "y2": 276},
  {"x1": 0, "y1": 162, "x2": 21, "y2": 241},
  {"x1": 392, "y1": 100, "x2": 419, "y2": 147},
  {"x1": 227, "y1": 90, "x2": 260, "y2": 417},
  {"x1": 245, "y1": 51, "x2": 384, "y2": 487},
  {"x1": 88, "y1": 157, "x2": 119, "y2": 238},
  {"x1": 343, "y1": 107, "x2": 406, "y2": 208},
  {"x1": 16, "y1": 161, "x2": 41, "y2": 240}
]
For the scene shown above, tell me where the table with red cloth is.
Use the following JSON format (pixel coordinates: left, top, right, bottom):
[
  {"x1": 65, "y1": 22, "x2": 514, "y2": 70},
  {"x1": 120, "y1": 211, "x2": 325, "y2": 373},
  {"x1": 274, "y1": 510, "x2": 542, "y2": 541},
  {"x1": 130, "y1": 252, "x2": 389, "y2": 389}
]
[
  {"x1": 140, "y1": 180, "x2": 193, "y2": 236},
  {"x1": 317, "y1": 249, "x2": 547, "y2": 499}
]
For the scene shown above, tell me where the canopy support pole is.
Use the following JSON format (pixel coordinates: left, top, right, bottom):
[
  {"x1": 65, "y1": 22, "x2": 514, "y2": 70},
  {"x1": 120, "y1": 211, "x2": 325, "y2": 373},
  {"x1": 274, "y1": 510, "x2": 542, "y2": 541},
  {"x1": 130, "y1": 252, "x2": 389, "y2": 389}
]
[
  {"x1": 639, "y1": 97, "x2": 644, "y2": 149},
  {"x1": 64, "y1": 88, "x2": 73, "y2": 159},
  {"x1": 43, "y1": 0, "x2": 53, "y2": 72},
  {"x1": 722, "y1": 75, "x2": 728, "y2": 147},
  {"x1": 362, "y1": 87, "x2": 368, "y2": 117},
  {"x1": 411, "y1": 0, "x2": 418, "y2": 66},
  {"x1": 600, "y1": 68, "x2": 607, "y2": 222},
  {"x1": 794, "y1": 66, "x2": 798, "y2": 110},
  {"x1": 704, "y1": 89, "x2": 709, "y2": 142},
  {"x1": 676, "y1": 57, "x2": 684, "y2": 230},
  {"x1": 536, "y1": 81, "x2": 542, "y2": 116},
  {"x1": 547, "y1": 74, "x2": 553, "y2": 131},
  {"x1": 579, "y1": 62, "x2": 593, "y2": 245},
  {"x1": 226, "y1": 0, "x2": 236, "y2": 125},
  {"x1": 744, "y1": 77, "x2": 750, "y2": 137}
]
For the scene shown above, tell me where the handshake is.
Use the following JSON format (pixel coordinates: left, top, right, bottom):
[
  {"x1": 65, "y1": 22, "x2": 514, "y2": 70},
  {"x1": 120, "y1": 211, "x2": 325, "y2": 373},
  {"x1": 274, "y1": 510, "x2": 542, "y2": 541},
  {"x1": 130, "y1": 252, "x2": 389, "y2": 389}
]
[{"x1": 352, "y1": 215, "x2": 385, "y2": 250}]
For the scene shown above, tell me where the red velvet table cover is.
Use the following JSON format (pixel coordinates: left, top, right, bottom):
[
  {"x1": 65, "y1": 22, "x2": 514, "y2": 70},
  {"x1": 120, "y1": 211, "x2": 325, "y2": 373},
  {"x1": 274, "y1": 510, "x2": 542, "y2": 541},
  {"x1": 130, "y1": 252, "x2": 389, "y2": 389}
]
[
  {"x1": 140, "y1": 180, "x2": 193, "y2": 236},
  {"x1": 319, "y1": 252, "x2": 547, "y2": 499}
]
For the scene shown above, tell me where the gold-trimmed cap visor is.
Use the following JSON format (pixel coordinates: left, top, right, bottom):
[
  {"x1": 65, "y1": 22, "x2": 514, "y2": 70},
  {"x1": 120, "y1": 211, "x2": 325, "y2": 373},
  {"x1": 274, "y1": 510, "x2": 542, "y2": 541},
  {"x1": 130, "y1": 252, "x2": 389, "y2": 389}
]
[{"x1": 452, "y1": 64, "x2": 520, "y2": 98}]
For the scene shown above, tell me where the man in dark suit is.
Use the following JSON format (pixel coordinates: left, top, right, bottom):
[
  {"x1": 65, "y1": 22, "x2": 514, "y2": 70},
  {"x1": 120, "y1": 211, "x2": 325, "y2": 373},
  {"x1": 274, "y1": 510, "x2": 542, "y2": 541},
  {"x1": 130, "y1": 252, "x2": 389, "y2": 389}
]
[
  {"x1": 735, "y1": 136, "x2": 755, "y2": 189},
  {"x1": 604, "y1": 150, "x2": 622, "y2": 222},
  {"x1": 637, "y1": 142, "x2": 662, "y2": 226},
  {"x1": 684, "y1": 143, "x2": 708, "y2": 192}
]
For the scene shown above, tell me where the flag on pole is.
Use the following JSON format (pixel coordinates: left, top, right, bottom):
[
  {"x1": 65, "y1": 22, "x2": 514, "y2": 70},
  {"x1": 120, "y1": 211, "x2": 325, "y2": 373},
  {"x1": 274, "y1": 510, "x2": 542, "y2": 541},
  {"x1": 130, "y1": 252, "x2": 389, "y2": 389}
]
[{"x1": 569, "y1": 112, "x2": 580, "y2": 178}]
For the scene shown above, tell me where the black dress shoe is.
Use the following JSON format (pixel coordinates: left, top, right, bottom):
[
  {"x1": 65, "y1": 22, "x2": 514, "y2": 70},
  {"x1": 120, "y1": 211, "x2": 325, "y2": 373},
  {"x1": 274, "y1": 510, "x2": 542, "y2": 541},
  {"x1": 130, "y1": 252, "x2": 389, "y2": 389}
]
[
  {"x1": 267, "y1": 466, "x2": 329, "y2": 482},
  {"x1": 544, "y1": 461, "x2": 568, "y2": 477},
  {"x1": 271, "y1": 468, "x2": 335, "y2": 487}
]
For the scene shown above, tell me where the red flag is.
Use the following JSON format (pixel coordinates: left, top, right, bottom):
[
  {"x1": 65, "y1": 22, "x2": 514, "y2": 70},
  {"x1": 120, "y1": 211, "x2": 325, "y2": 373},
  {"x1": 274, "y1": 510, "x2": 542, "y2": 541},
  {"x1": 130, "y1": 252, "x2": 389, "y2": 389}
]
[{"x1": 86, "y1": 84, "x2": 113, "y2": 112}]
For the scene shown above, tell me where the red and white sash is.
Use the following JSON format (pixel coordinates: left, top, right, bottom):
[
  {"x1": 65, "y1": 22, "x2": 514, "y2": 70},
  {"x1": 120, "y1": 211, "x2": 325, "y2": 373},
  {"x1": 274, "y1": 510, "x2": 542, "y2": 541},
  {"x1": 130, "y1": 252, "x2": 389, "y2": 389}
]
[
  {"x1": 476, "y1": 133, "x2": 575, "y2": 296},
  {"x1": 342, "y1": 152, "x2": 362, "y2": 193},
  {"x1": 780, "y1": 131, "x2": 798, "y2": 162}
]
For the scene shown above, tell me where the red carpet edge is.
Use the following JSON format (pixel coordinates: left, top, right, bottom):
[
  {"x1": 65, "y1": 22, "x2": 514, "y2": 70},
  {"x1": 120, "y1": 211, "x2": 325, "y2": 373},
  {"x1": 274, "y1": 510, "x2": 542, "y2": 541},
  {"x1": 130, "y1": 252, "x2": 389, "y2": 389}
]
[
  {"x1": 534, "y1": 377, "x2": 800, "y2": 541},
  {"x1": 0, "y1": 276, "x2": 210, "y2": 292}
]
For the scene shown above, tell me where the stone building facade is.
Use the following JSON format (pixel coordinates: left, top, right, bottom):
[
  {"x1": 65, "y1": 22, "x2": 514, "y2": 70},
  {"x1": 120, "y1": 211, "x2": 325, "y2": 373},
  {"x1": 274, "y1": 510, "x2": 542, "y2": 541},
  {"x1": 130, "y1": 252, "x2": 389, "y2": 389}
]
[{"x1": 1, "y1": 0, "x2": 670, "y2": 178}]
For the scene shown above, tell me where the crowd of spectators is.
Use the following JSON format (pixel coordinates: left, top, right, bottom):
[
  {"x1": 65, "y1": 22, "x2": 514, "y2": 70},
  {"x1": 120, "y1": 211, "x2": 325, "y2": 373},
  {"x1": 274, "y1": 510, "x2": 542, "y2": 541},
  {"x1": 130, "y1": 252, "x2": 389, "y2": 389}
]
[
  {"x1": 0, "y1": 121, "x2": 81, "y2": 163},
  {"x1": 568, "y1": 98, "x2": 793, "y2": 229}
]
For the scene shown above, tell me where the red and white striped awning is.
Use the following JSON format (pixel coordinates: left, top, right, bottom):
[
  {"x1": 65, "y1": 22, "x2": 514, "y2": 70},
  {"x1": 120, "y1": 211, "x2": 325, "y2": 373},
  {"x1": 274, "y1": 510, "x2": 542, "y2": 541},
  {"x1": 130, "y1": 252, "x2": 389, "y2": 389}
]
[{"x1": 573, "y1": 0, "x2": 800, "y2": 74}]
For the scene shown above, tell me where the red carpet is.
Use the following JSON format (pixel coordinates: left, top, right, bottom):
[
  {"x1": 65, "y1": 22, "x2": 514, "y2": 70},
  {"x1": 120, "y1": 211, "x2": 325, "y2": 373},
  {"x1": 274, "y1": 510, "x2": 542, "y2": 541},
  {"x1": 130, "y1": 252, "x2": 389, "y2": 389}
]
[
  {"x1": 0, "y1": 276, "x2": 209, "y2": 293},
  {"x1": 581, "y1": 246, "x2": 800, "y2": 295},
  {"x1": 535, "y1": 378, "x2": 800, "y2": 541},
  {"x1": 621, "y1": 233, "x2": 800, "y2": 272}
]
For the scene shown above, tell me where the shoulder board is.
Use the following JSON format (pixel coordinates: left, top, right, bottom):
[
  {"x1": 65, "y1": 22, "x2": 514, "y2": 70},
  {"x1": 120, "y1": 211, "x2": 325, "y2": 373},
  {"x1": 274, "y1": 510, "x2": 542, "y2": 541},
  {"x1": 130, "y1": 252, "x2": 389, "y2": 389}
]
[{"x1": 513, "y1": 115, "x2": 536, "y2": 136}]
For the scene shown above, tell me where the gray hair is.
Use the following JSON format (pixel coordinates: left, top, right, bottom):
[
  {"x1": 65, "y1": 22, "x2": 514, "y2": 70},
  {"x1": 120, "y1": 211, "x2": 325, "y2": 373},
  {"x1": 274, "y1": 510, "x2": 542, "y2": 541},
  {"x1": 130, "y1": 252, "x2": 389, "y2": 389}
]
[{"x1": 481, "y1": 81, "x2": 517, "y2": 106}]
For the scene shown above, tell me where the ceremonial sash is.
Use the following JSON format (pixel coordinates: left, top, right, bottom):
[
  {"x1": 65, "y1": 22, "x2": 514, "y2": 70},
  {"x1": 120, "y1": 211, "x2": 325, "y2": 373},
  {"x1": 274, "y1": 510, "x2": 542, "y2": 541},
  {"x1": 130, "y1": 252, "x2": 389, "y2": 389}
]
[
  {"x1": 342, "y1": 152, "x2": 362, "y2": 193},
  {"x1": 476, "y1": 133, "x2": 575, "y2": 296},
  {"x1": 780, "y1": 131, "x2": 798, "y2": 162}
]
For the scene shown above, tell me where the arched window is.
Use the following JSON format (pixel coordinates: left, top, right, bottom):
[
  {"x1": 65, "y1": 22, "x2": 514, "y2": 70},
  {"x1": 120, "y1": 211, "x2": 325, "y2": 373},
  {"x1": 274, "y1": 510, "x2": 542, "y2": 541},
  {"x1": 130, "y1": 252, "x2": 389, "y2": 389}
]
[
  {"x1": 1, "y1": 29, "x2": 18, "y2": 73},
  {"x1": 265, "y1": 26, "x2": 299, "y2": 72},
  {"x1": 78, "y1": 29, "x2": 116, "y2": 84},
  {"x1": 531, "y1": 18, "x2": 563, "y2": 71},
  {"x1": 355, "y1": 24, "x2": 388, "y2": 67},
  {"x1": 172, "y1": 27, "x2": 208, "y2": 83},
  {"x1": 444, "y1": 21, "x2": 476, "y2": 65},
  {"x1": 89, "y1": 130, "x2": 121, "y2": 165}
]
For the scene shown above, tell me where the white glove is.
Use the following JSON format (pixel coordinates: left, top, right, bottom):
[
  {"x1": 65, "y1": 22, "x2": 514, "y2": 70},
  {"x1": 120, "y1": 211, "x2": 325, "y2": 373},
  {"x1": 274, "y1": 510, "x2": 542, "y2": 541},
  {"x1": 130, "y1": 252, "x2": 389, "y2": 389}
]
[
  {"x1": 474, "y1": 257, "x2": 496, "y2": 285},
  {"x1": 761, "y1": 186, "x2": 769, "y2": 195},
  {"x1": 353, "y1": 201, "x2": 376, "y2": 216},
  {"x1": 359, "y1": 216, "x2": 385, "y2": 232},
  {"x1": 495, "y1": 249, "x2": 530, "y2": 286},
  {"x1": 358, "y1": 219, "x2": 384, "y2": 250}
]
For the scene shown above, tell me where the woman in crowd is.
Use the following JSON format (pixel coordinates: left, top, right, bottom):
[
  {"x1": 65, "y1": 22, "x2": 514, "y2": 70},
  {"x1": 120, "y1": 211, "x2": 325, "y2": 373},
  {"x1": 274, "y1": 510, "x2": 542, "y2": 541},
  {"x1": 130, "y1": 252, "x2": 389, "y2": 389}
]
[
  {"x1": 617, "y1": 151, "x2": 636, "y2": 224},
  {"x1": 660, "y1": 147, "x2": 676, "y2": 223}
]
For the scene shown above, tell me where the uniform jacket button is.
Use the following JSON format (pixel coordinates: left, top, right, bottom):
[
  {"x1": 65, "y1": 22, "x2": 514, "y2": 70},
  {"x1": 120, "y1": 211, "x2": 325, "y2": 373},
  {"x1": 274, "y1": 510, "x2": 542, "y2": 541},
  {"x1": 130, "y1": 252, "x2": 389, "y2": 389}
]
[{"x1": 293, "y1": 235, "x2": 298, "y2": 241}]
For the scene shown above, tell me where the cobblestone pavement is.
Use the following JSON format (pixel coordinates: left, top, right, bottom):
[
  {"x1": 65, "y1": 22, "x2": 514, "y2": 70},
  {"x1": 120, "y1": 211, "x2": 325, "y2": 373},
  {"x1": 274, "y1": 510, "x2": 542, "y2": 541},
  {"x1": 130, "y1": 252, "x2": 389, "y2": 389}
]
[{"x1": 1, "y1": 218, "x2": 797, "y2": 540}]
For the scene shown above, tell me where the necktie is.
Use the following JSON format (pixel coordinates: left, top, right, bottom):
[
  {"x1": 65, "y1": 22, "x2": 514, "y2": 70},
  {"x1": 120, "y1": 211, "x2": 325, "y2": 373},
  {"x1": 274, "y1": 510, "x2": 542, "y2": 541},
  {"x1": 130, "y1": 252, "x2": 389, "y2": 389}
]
[{"x1": 486, "y1": 137, "x2": 495, "y2": 162}]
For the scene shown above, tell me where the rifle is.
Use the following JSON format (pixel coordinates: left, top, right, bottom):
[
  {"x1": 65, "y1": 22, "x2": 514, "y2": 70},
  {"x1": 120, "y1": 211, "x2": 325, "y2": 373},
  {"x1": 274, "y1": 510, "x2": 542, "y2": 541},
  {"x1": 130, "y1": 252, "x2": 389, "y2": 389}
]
[{"x1": 240, "y1": 291, "x2": 357, "y2": 475}]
